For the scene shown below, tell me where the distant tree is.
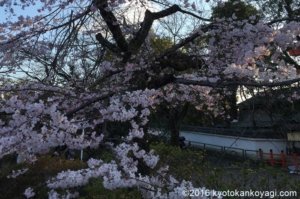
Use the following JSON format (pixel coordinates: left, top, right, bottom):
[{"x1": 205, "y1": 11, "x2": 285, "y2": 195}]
[
  {"x1": 247, "y1": 0, "x2": 300, "y2": 20},
  {"x1": 212, "y1": 0, "x2": 259, "y2": 21}
]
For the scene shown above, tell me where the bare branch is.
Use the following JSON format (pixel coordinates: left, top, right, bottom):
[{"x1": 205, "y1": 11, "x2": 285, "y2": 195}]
[
  {"x1": 149, "y1": 0, "x2": 211, "y2": 21},
  {"x1": 177, "y1": 8, "x2": 211, "y2": 22},
  {"x1": 159, "y1": 23, "x2": 212, "y2": 57},
  {"x1": 0, "y1": 8, "x2": 91, "y2": 47}
]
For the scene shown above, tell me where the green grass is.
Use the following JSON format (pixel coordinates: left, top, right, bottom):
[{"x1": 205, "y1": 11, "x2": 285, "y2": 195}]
[
  {"x1": 151, "y1": 142, "x2": 300, "y2": 194},
  {"x1": 79, "y1": 179, "x2": 142, "y2": 199}
]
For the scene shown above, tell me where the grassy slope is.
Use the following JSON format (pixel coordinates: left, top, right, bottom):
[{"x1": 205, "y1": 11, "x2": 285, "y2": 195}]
[{"x1": 0, "y1": 143, "x2": 299, "y2": 198}]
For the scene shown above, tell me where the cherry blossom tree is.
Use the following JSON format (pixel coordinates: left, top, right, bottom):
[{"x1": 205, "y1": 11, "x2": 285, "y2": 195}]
[{"x1": 0, "y1": 0, "x2": 300, "y2": 198}]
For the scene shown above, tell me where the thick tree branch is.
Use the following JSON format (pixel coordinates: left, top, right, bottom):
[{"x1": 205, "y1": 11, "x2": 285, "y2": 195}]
[
  {"x1": 95, "y1": 33, "x2": 120, "y2": 54},
  {"x1": 68, "y1": 75, "x2": 300, "y2": 118},
  {"x1": 153, "y1": 25, "x2": 212, "y2": 72},
  {"x1": 128, "y1": 4, "x2": 211, "y2": 55},
  {"x1": 177, "y1": 8, "x2": 211, "y2": 22},
  {"x1": 67, "y1": 74, "x2": 174, "y2": 117},
  {"x1": 128, "y1": 5, "x2": 181, "y2": 54},
  {"x1": 175, "y1": 77, "x2": 300, "y2": 88},
  {"x1": 267, "y1": 17, "x2": 300, "y2": 25},
  {"x1": 284, "y1": 0, "x2": 294, "y2": 18},
  {"x1": 282, "y1": 51, "x2": 300, "y2": 70},
  {"x1": 158, "y1": 52, "x2": 203, "y2": 71},
  {"x1": 161, "y1": 31, "x2": 201, "y2": 57},
  {"x1": 93, "y1": 0, "x2": 128, "y2": 52},
  {"x1": 66, "y1": 92, "x2": 115, "y2": 117}
]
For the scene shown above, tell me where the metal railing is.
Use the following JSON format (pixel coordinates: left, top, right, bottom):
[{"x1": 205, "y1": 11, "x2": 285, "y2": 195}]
[
  {"x1": 186, "y1": 140, "x2": 258, "y2": 159},
  {"x1": 181, "y1": 125, "x2": 286, "y2": 138},
  {"x1": 187, "y1": 140, "x2": 300, "y2": 170}
]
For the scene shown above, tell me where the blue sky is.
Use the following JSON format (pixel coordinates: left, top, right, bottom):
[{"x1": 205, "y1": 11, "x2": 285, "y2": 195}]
[
  {"x1": 0, "y1": 1, "x2": 213, "y2": 22},
  {"x1": 0, "y1": 4, "x2": 40, "y2": 23}
]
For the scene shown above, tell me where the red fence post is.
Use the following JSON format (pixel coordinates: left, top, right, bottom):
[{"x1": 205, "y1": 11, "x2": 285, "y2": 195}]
[
  {"x1": 288, "y1": 48, "x2": 300, "y2": 56},
  {"x1": 280, "y1": 150, "x2": 286, "y2": 168}
]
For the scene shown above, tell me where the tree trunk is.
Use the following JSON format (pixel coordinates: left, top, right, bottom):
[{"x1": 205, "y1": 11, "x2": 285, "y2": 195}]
[
  {"x1": 227, "y1": 86, "x2": 238, "y2": 120},
  {"x1": 223, "y1": 86, "x2": 238, "y2": 126},
  {"x1": 169, "y1": 103, "x2": 189, "y2": 146},
  {"x1": 169, "y1": 114, "x2": 180, "y2": 146}
]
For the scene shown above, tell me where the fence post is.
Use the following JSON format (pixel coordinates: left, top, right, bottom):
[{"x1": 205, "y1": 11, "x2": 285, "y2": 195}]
[
  {"x1": 242, "y1": 150, "x2": 246, "y2": 159},
  {"x1": 292, "y1": 153, "x2": 299, "y2": 171},
  {"x1": 258, "y1": 148, "x2": 263, "y2": 161},
  {"x1": 80, "y1": 128, "x2": 85, "y2": 161},
  {"x1": 269, "y1": 149, "x2": 275, "y2": 166},
  {"x1": 280, "y1": 150, "x2": 286, "y2": 168}
]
